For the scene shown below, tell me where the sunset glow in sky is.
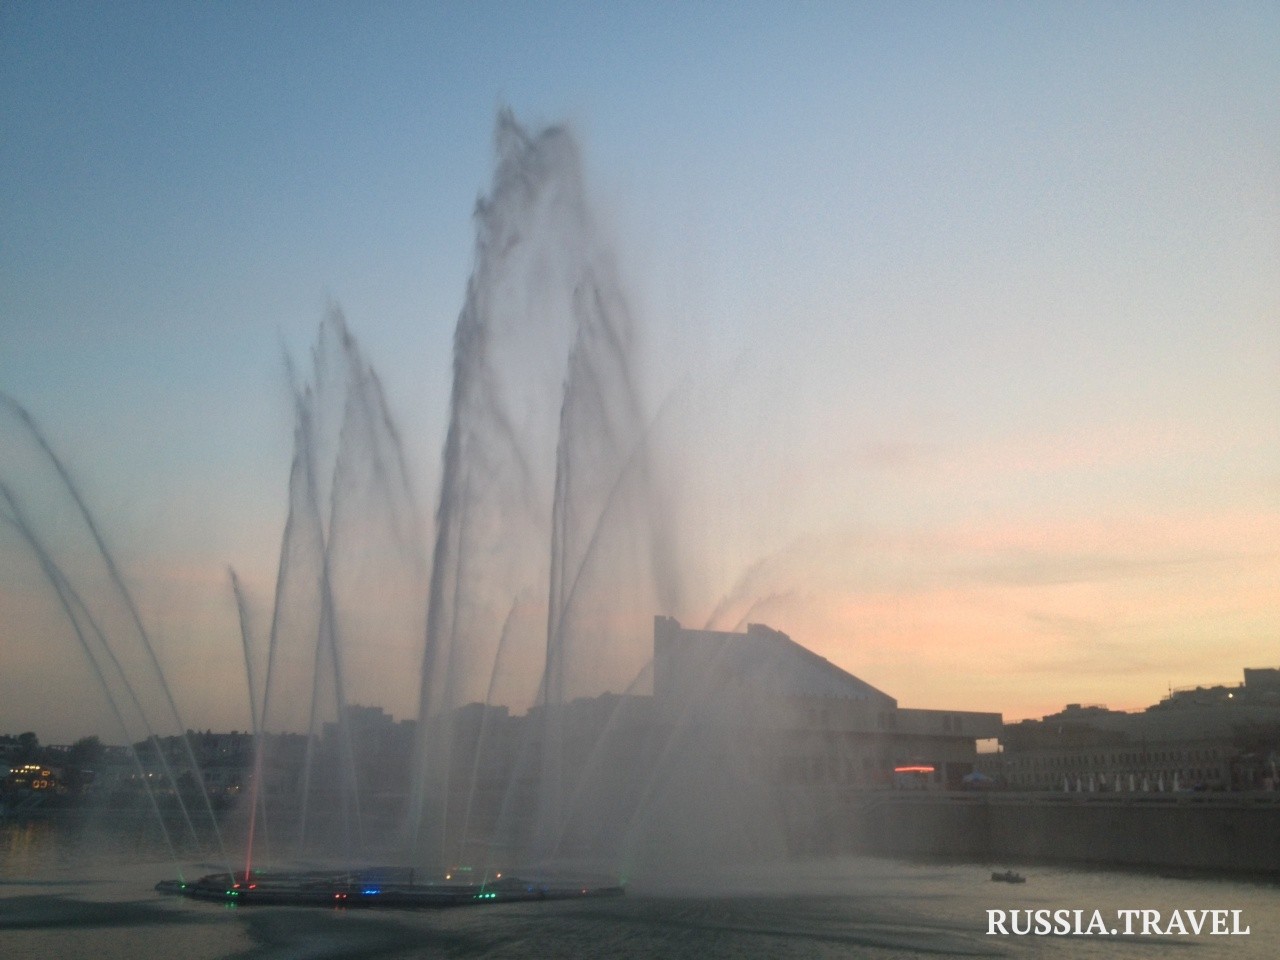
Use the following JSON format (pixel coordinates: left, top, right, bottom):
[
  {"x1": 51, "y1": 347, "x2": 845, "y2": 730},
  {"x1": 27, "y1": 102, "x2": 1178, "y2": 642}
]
[{"x1": 2, "y1": 2, "x2": 1277, "y2": 741}]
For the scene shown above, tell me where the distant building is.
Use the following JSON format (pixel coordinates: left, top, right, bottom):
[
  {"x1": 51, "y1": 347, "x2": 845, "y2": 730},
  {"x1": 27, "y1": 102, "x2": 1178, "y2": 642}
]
[
  {"x1": 0, "y1": 739, "x2": 22, "y2": 773},
  {"x1": 2, "y1": 762, "x2": 66, "y2": 795},
  {"x1": 654, "y1": 616, "x2": 1002, "y2": 789},
  {"x1": 1154, "y1": 667, "x2": 1280, "y2": 710},
  {"x1": 982, "y1": 668, "x2": 1280, "y2": 791},
  {"x1": 1, "y1": 760, "x2": 86, "y2": 815}
]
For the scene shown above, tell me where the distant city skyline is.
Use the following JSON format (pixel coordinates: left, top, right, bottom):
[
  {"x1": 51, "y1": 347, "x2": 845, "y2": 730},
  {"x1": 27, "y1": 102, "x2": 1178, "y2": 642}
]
[
  {"x1": 3, "y1": 3, "x2": 1277, "y2": 742},
  {"x1": 1, "y1": 645, "x2": 1271, "y2": 750}
]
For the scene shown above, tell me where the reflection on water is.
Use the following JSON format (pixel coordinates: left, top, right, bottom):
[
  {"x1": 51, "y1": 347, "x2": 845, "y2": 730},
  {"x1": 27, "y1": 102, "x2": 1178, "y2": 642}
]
[
  {"x1": 1, "y1": 817, "x2": 218, "y2": 881},
  {"x1": 3, "y1": 819, "x2": 1276, "y2": 959}
]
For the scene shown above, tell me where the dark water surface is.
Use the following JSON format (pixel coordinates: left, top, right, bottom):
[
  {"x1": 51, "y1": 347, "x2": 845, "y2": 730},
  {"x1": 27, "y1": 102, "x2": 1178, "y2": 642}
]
[{"x1": 3, "y1": 819, "x2": 1275, "y2": 959}]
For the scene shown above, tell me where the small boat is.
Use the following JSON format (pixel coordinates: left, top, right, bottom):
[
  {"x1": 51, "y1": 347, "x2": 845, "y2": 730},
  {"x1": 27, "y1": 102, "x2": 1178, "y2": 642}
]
[{"x1": 990, "y1": 870, "x2": 1026, "y2": 883}]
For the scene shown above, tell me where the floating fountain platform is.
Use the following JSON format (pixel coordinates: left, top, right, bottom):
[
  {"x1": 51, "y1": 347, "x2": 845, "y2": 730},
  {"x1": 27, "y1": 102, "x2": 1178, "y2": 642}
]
[{"x1": 156, "y1": 869, "x2": 624, "y2": 908}]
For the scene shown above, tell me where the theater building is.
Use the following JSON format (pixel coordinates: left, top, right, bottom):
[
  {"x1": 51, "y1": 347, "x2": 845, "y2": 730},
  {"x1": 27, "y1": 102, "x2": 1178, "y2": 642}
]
[{"x1": 652, "y1": 616, "x2": 1002, "y2": 789}]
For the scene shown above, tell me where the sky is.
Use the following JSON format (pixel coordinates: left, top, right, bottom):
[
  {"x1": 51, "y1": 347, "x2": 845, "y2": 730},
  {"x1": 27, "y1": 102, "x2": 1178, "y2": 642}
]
[{"x1": 1, "y1": 1, "x2": 1277, "y2": 743}]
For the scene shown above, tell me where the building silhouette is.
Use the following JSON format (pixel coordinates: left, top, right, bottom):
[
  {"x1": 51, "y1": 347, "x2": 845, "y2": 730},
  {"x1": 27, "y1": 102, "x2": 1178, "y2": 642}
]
[{"x1": 984, "y1": 668, "x2": 1280, "y2": 791}]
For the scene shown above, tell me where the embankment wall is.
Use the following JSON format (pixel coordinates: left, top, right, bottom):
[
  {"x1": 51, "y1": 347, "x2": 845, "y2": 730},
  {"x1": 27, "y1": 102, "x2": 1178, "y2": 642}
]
[{"x1": 843, "y1": 792, "x2": 1280, "y2": 874}]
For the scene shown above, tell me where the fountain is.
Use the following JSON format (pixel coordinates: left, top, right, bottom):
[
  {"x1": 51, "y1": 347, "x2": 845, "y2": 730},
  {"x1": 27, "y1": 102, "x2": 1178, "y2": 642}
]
[{"x1": 4, "y1": 111, "x2": 832, "y2": 906}]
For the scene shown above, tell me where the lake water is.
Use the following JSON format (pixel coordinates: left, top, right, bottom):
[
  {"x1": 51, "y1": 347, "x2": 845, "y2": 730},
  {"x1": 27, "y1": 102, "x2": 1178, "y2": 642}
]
[{"x1": 3, "y1": 819, "x2": 1275, "y2": 959}]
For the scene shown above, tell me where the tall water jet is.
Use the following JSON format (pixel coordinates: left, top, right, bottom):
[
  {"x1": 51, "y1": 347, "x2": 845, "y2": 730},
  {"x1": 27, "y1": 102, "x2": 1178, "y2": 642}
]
[
  {"x1": 0, "y1": 393, "x2": 228, "y2": 872},
  {"x1": 410, "y1": 111, "x2": 680, "y2": 873},
  {"x1": 247, "y1": 309, "x2": 426, "y2": 867}
]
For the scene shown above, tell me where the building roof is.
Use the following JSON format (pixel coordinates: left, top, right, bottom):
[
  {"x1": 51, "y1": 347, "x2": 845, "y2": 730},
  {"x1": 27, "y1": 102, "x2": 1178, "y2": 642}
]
[{"x1": 654, "y1": 616, "x2": 896, "y2": 707}]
